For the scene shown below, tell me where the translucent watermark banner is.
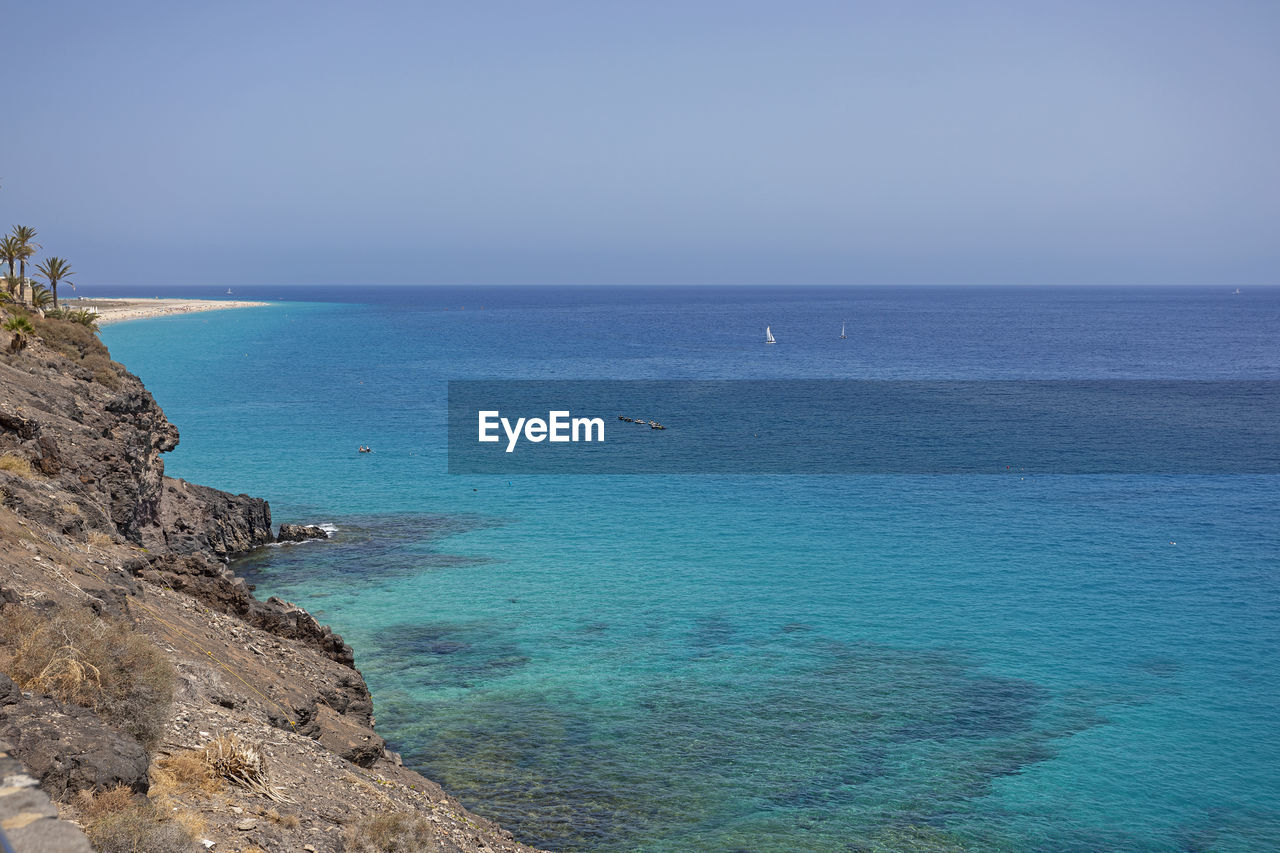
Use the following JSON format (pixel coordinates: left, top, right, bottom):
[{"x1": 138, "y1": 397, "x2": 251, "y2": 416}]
[{"x1": 447, "y1": 380, "x2": 1280, "y2": 474}]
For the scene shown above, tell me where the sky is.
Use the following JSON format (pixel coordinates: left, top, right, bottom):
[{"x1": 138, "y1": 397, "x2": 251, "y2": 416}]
[{"x1": 3, "y1": 1, "x2": 1278, "y2": 287}]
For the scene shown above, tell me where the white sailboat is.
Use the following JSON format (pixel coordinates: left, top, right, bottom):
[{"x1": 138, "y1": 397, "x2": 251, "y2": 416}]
[
  {"x1": 840, "y1": 322, "x2": 847, "y2": 340},
  {"x1": 765, "y1": 326, "x2": 776, "y2": 344}
]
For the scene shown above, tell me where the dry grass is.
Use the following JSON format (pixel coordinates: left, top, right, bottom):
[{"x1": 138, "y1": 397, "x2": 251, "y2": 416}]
[
  {"x1": 87, "y1": 530, "x2": 115, "y2": 548},
  {"x1": 32, "y1": 313, "x2": 105, "y2": 359},
  {"x1": 82, "y1": 351, "x2": 122, "y2": 389},
  {"x1": 0, "y1": 452, "x2": 34, "y2": 477},
  {"x1": 342, "y1": 811, "x2": 462, "y2": 853},
  {"x1": 29, "y1": 314, "x2": 122, "y2": 388},
  {"x1": 77, "y1": 785, "x2": 196, "y2": 853},
  {"x1": 0, "y1": 604, "x2": 175, "y2": 748},
  {"x1": 153, "y1": 749, "x2": 226, "y2": 797},
  {"x1": 266, "y1": 808, "x2": 301, "y2": 829}
]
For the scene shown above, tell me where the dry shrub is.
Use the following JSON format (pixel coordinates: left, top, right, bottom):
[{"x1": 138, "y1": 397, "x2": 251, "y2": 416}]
[
  {"x1": 82, "y1": 352, "x2": 122, "y2": 389},
  {"x1": 87, "y1": 530, "x2": 115, "y2": 548},
  {"x1": 77, "y1": 785, "x2": 196, "y2": 853},
  {"x1": 153, "y1": 749, "x2": 225, "y2": 797},
  {"x1": 29, "y1": 314, "x2": 123, "y2": 388},
  {"x1": 1, "y1": 604, "x2": 175, "y2": 748},
  {"x1": 32, "y1": 314, "x2": 107, "y2": 360},
  {"x1": 342, "y1": 811, "x2": 462, "y2": 853},
  {"x1": 0, "y1": 452, "x2": 34, "y2": 477},
  {"x1": 203, "y1": 734, "x2": 287, "y2": 802}
]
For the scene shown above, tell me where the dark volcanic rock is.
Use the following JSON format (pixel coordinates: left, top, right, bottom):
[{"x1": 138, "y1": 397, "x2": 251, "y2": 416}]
[
  {"x1": 0, "y1": 675, "x2": 149, "y2": 800},
  {"x1": 34, "y1": 434, "x2": 61, "y2": 475},
  {"x1": 157, "y1": 477, "x2": 273, "y2": 556},
  {"x1": 277, "y1": 523, "x2": 329, "y2": 543},
  {"x1": 0, "y1": 353, "x2": 177, "y2": 544},
  {"x1": 0, "y1": 737, "x2": 93, "y2": 853}
]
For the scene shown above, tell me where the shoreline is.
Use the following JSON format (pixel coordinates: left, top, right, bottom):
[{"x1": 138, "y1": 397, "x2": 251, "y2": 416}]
[
  {"x1": 72, "y1": 297, "x2": 272, "y2": 325},
  {"x1": 0, "y1": 306, "x2": 544, "y2": 852}
]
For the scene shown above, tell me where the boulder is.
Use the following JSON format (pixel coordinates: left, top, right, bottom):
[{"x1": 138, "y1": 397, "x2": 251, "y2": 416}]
[
  {"x1": 277, "y1": 523, "x2": 329, "y2": 543},
  {"x1": 0, "y1": 675, "x2": 149, "y2": 799}
]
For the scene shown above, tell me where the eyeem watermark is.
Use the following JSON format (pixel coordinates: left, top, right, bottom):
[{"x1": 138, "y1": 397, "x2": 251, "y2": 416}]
[
  {"x1": 451, "y1": 380, "x2": 1280, "y2": 474},
  {"x1": 478, "y1": 410, "x2": 605, "y2": 452}
]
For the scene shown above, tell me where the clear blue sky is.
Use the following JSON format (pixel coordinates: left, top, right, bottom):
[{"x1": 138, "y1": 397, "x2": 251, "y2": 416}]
[{"x1": 4, "y1": 1, "x2": 1277, "y2": 286}]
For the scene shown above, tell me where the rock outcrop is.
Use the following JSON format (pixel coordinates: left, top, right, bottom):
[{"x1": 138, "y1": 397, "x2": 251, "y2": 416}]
[
  {"x1": 277, "y1": 522, "x2": 330, "y2": 543},
  {"x1": 156, "y1": 477, "x2": 274, "y2": 556}
]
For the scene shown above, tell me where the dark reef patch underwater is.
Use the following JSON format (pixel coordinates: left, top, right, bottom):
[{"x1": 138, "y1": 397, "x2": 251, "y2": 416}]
[{"x1": 360, "y1": 623, "x2": 1103, "y2": 851}]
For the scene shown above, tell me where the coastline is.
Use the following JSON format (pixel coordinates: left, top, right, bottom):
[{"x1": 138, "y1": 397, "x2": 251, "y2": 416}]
[
  {"x1": 0, "y1": 306, "x2": 544, "y2": 852},
  {"x1": 73, "y1": 297, "x2": 271, "y2": 325}
]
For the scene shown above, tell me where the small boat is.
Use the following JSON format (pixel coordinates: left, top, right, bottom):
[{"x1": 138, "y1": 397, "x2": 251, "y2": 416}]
[
  {"x1": 226, "y1": 288, "x2": 233, "y2": 295},
  {"x1": 840, "y1": 322, "x2": 847, "y2": 340},
  {"x1": 765, "y1": 326, "x2": 776, "y2": 345},
  {"x1": 1234, "y1": 288, "x2": 1241, "y2": 294}
]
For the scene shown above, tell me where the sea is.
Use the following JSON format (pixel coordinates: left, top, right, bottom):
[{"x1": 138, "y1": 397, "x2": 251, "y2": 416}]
[{"x1": 92, "y1": 285, "x2": 1279, "y2": 852}]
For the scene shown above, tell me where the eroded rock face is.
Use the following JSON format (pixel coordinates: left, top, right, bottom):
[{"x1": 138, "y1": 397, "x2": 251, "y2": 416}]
[
  {"x1": 157, "y1": 477, "x2": 273, "y2": 556},
  {"x1": 0, "y1": 675, "x2": 149, "y2": 800},
  {"x1": 296, "y1": 703, "x2": 386, "y2": 768},
  {"x1": 0, "y1": 355, "x2": 176, "y2": 544},
  {"x1": 277, "y1": 523, "x2": 329, "y2": 543}
]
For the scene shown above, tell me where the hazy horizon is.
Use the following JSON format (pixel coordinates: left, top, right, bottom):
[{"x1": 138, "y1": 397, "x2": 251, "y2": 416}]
[{"x1": 6, "y1": 1, "x2": 1278, "y2": 288}]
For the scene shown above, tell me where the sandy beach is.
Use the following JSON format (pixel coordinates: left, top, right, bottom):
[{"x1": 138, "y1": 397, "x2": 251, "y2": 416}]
[{"x1": 72, "y1": 297, "x2": 271, "y2": 325}]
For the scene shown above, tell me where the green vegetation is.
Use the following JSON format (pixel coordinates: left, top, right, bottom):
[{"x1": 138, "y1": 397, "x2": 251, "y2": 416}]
[
  {"x1": 35, "y1": 255, "x2": 73, "y2": 308},
  {"x1": 0, "y1": 603, "x2": 176, "y2": 749},
  {"x1": 29, "y1": 282, "x2": 53, "y2": 310},
  {"x1": 11, "y1": 225, "x2": 38, "y2": 303},
  {"x1": 0, "y1": 224, "x2": 99, "y2": 371},
  {"x1": 76, "y1": 785, "x2": 196, "y2": 853},
  {"x1": 66, "y1": 306, "x2": 99, "y2": 329},
  {"x1": 0, "y1": 234, "x2": 20, "y2": 294},
  {"x1": 3, "y1": 314, "x2": 34, "y2": 351}
]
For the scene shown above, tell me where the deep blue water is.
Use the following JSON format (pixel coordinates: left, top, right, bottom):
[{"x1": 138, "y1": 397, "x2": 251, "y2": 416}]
[{"x1": 95, "y1": 285, "x2": 1280, "y2": 852}]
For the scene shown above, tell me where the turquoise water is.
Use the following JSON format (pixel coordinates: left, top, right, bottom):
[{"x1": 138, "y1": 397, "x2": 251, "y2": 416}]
[{"x1": 99, "y1": 286, "x2": 1280, "y2": 851}]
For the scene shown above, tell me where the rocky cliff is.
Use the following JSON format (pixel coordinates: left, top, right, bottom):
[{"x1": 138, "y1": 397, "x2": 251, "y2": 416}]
[{"x1": 0, "y1": 316, "x2": 544, "y2": 853}]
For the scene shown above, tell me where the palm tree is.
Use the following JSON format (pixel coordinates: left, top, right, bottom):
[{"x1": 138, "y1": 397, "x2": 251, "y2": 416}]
[
  {"x1": 29, "y1": 283, "x2": 53, "y2": 310},
  {"x1": 0, "y1": 236, "x2": 19, "y2": 296},
  {"x1": 35, "y1": 256, "x2": 74, "y2": 309},
  {"x1": 11, "y1": 226, "x2": 39, "y2": 303},
  {"x1": 4, "y1": 315, "x2": 35, "y2": 352}
]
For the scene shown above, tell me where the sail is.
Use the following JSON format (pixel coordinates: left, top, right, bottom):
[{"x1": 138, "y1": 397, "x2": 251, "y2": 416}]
[{"x1": 765, "y1": 326, "x2": 775, "y2": 343}]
